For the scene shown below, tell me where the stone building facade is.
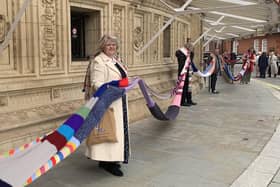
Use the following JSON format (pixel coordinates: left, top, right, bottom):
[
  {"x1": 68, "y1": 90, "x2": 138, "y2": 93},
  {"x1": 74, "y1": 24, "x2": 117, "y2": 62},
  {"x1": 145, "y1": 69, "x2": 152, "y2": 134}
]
[{"x1": 0, "y1": 0, "x2": 203, "y2": 152}]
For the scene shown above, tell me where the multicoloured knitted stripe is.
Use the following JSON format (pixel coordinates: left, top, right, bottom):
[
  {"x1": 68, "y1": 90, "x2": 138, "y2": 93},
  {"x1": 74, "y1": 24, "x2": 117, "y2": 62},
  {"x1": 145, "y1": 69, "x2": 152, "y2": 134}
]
[
  {"x1": 0, "y1": 97, "x2": 96, "y2": 187},
  {"x1": 23, "y1": 81, "x2": 126, "y2": 186},
  {"x1": 0, "y1": 138, "x2": 41, "y2": 159},
  {"x1": 41, "y1": 93, "x2": 102, "y2": 151},
  {"x1": 24, "y1": 137, "x2": 80, "y2": 186},
  {"x1": 23, "y1": 101, "x2": 95, "y2": 186},
  {"x1": 2, "y1": 77, "x2": 180, "y2": 187}
]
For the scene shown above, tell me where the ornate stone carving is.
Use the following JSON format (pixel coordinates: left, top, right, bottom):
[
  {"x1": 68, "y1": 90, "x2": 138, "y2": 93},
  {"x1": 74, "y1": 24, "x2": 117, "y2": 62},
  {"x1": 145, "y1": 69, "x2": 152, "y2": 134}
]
[
  {"x1": 133, "y1": 13, "x2": 145, "y2": 64},
  {"x1": 40, "y1": 0, "x2": 57, "y2": 68},
  {"x1": 133, "y1": 15, "x2": 144, "y2": 52},
  {"x1": 152, "y1": 15, "x2": 160, "y2": 61},
  {"x1": 0, "y1": 15, "x2": 6, "y2": 43},
  {"x1": 133, "y1": 26, "x2": 144, "y2": 51},
  {"x1": 113, "y1": 7, "x2": 122, "y2": 41}
]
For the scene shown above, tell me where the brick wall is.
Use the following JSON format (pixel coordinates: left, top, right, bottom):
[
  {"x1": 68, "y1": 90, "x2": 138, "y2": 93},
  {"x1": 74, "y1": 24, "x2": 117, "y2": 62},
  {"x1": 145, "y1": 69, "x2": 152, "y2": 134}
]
[
  {"x1": 222, "y1": 40, "x2": 232, "y2": 53},
  {"x1": 237, "y1": 33, "x2": 280, "y2": 54},
  {"x1": 212, "y1": 33, "x2": 280, "y2": 55}
]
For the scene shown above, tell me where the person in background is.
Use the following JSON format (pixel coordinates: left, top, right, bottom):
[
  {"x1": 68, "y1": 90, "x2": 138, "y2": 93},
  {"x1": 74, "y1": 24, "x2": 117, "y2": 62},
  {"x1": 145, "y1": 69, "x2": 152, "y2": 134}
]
[
  {"x1": 175, "y1": 42, "x2": 197, "y2": 106},
  {"x1": 269, "y1": 51, "x2": 278, "y2": 78},
  {"x1": 277, "y1": 53, "x2": 280, "y2": 76},
  {"x1": 258, "y1": 52, "x2": 269, "y2": 78},
  {"x1": 255, "y1": 51, "x2": 262, "y2": 77},
  {"x1": 241, "y1": 48, "x2": 255, "y2": 84},
  {"x1": 230, "y1": 52, "x2": 237, "y2": 74},
  {"x1": 84, "y1": 34, "x2": 130, "y2": 177},
  {"x1": 223, "y1": 50, "x2": 230, "y2": 62},
  {"x1": 210, "y1": 47, "x2": 224, "y2": 94}
]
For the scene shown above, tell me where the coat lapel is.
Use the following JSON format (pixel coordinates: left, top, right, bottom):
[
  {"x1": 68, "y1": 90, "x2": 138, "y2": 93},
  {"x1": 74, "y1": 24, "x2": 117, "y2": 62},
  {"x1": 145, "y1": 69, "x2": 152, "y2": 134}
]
[{"x1": 99, "y1": 52, "x2": 121, "y2": 76}]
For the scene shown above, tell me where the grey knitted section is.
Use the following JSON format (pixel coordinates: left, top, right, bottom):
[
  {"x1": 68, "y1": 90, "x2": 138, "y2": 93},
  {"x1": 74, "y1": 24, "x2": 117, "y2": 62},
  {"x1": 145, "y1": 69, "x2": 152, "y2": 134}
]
[{"x1": 75, "y1": 86, "x2": 124, "y2": 142}]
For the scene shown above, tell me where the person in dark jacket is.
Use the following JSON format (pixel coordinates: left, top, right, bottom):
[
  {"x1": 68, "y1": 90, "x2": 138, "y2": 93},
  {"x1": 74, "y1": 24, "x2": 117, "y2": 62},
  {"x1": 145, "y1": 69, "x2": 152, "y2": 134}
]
[
  {"x1": 210, "y1": 48, "x2": 224, "y2": 94},
  {"x1": 258, "y1": 52, "x2": 269, "y2": 78},
  {"x1": 175, "y1": 42, "x2": 197, "y2": 106}
]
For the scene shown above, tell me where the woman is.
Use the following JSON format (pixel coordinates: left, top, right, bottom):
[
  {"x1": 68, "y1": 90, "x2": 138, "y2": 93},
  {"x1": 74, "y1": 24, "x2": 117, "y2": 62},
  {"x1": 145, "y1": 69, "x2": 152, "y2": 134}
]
[
  {"x1": 84, "y1": 35, "x2": 129, "y2": 177},
  {"x1": 241, "y1": 48, "x2": 255, "y2": 84},
  {"x1": 269, "y1": 51, "x2": 278, "y2": 78}
]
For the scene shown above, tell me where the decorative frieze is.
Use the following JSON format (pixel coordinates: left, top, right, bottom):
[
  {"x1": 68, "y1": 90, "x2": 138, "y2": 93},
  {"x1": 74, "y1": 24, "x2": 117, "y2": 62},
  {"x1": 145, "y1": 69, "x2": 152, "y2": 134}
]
[
  {"x1": 0, "y1": 84, "x2": 83, "y2": 112},
  {"x1": 39, "y1": 0, "x2": 57, "y2": 70},
  {"x1": 133, "y1": 15, "x2": 144, "y2": 52},
  {"x1": 113, "y1": 7, "x2": 122, "y2": 42},
  {"x1": 152, "y1": 14, "x2": 160, "y2": 62},
  {"x1": 52, "y1": 85, "x2": 83, "y2": 101},
  {"x1": 113, "y1": 6, "x2": 125, "y2": 57},
  {"x1": 0, "y1": 99, "x2": 83, "y2": 132},
  {"x1": 133, "y1": 13, "x2": 144, "y2": 64},
  {"x1": 0, "y1": 0, "x2": 15, "y2": 73},
  {"x1": 0, "y1": 15, "x2": 6, "y2": 43},
  {"x1": 8, "y1": 89, "x2": 52, "y2": 110}
]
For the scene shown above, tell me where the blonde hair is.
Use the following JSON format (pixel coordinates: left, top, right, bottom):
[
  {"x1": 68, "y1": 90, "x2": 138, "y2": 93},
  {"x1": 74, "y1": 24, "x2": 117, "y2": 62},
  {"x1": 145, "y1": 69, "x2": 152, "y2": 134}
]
[{"x1": 94, "y1": 34, "x2": 119, "y2": 55}]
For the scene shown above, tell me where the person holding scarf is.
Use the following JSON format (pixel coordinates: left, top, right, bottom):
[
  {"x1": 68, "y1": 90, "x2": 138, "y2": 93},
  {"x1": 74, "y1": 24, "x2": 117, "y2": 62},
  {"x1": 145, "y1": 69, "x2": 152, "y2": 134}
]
[
  {"x1": 210, "y1": 47, "x2": 224, "y2": 94},
  {"x1": 175, "y1": 42, "x2": 197, "y2": 106},
  {"x1": 241, "y1": 48, "x2": 255, "y2": 84},
  {"x1": 83, "y1": 34, "x2": 129, "y2": 177}
]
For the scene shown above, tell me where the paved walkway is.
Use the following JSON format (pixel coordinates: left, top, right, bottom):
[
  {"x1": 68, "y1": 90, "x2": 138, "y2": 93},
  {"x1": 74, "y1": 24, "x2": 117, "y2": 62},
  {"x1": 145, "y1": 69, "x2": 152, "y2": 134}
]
[
  {"x1": 29, "y1": 75, "x2": 280, "y2": 187},
  {"x1": 255, "y1": 77, "x2": 280, "y2": 187}
]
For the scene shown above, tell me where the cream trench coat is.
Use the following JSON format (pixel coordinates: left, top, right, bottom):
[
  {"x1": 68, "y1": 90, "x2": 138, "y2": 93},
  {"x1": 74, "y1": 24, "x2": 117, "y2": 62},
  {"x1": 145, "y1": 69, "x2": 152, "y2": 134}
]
[
  {"x1": 269, "y1": 54, "x2": 278, "y2": 75},
  {"x1": 85, "y1": 52, "x2": 129, "y2": 162}
]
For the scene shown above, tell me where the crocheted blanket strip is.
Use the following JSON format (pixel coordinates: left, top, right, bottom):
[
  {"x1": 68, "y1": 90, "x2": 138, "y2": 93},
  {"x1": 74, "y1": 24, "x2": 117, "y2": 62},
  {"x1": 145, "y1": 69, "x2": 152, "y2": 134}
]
[
  {"x1": 0, "y1": 77, "x2": 126, "y2": 186},
  {"x1": 191, "y1": 61, "x2": 216, "y2": 77},
  {"x1": 223, "y1": 63, "x2": 248, "y2": 81},
  {"x1": 1, "y1": 75, "x2": 189, "y2": 186},
  {"x1": 24, "y1": 84, "x2": 125, "y2": 186}
]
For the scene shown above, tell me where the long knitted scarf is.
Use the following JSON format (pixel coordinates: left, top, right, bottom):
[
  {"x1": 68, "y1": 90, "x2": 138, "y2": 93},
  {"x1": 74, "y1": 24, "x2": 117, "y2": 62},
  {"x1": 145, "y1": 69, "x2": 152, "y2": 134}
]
[
  {"x1": 223, "y1": 63, "x2": 249, "y2": 81},
  {"x1": 0, "y1": 51, "x2": 192, "y2": 186}
]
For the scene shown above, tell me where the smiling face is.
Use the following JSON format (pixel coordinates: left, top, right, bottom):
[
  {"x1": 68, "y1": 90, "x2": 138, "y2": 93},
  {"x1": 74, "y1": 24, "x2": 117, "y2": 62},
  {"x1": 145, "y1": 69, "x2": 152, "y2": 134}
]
[{"x1": 103, "y1": 41, "x2": 117, "y2": 58}]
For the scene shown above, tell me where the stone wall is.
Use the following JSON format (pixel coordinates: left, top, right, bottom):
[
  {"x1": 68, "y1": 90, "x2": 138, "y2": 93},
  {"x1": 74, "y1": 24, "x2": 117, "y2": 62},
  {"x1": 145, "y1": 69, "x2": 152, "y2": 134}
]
[{"x1": 0, "y1": 0, "x2": 202, "y2": 152}]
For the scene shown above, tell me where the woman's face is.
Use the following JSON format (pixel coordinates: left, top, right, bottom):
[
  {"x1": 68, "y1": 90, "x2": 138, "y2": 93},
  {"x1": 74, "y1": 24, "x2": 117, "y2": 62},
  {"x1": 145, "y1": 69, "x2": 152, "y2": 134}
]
[{"x1": 103, "y1": 41, "x2": 117, "y2": 58}]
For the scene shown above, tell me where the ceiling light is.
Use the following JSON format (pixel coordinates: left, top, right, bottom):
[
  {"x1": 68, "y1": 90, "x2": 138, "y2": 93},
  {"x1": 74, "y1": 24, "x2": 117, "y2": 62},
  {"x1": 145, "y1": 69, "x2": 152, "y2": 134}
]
[
  {"x1": 210, "y1": 11, "x2": 267, "y2": 23},
  {"x1": 215, "y1": 26, "x2": 226, "y2": 32},
  {"x1": 250, "y1": 24, "x2": 264, "y2": 28},
  {"x1": 218, "y1": 0, "x2": 257, "y2": 5},
  {"x1": 207, "y1": 34, "x2": 226, "y2": 40},
  {"x1": 226, "y1": 33, "x2": 239, "y2": 37},
  {"x1": 232, "y1": 25, "x2": 256, "y2": 31},
  {"x1": 203, "y1": 19, "x2": 226, "y2": 25}
]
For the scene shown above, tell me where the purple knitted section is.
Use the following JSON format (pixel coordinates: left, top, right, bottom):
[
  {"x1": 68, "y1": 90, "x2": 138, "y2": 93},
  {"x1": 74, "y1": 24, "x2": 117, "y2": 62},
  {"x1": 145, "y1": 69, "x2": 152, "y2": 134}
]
[{"x1": 64, "y1": 114, "x2": 84, "y2": 133}]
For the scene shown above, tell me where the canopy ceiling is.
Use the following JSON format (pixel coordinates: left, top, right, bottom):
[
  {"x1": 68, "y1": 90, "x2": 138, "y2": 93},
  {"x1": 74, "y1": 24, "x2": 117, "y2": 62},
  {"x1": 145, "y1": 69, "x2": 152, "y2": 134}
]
[{"x1": 166, "y1": 0, "x2": 279, "y2": 40}]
